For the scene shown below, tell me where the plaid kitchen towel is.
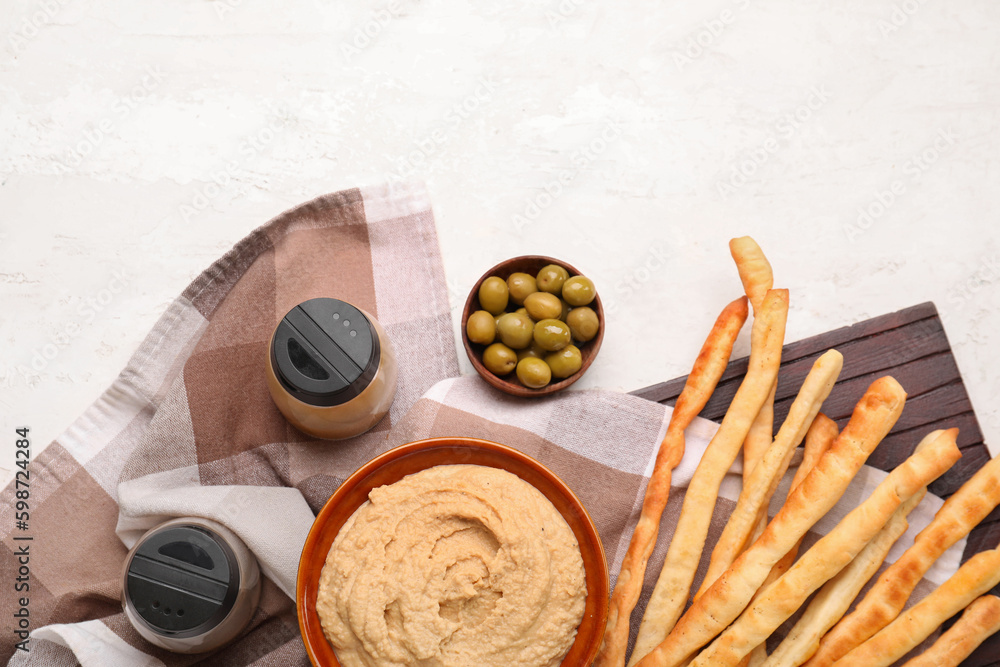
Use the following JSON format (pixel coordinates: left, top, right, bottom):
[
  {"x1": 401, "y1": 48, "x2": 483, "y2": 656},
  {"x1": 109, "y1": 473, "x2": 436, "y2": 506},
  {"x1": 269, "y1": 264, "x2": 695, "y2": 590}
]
[
  {"x1": 1, "y1": 183, "x2": 965, "y2": 666},
  {"x1": 1, "y1": 182, "x2": 461, "y2": 666}
]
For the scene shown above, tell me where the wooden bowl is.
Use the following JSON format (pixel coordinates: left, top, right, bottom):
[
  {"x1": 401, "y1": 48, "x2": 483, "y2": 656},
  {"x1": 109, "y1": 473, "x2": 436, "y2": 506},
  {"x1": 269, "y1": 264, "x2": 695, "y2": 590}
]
[
  {"x1": 296, "y1": 437, "x2": 609, "y2": 667},
  {"x1": 461, "y1": 255, "x2": 605, "y2": 397}
]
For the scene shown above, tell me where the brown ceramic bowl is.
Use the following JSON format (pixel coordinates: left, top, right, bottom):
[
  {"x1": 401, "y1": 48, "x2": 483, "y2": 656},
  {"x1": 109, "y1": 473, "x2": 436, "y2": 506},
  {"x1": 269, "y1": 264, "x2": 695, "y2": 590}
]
[
  {"x1": 462, "y1": 256, "x2": 604, "y2": 397},
  {"x1": 296, "y1": 436, "x2": 609, "y2": 667}
]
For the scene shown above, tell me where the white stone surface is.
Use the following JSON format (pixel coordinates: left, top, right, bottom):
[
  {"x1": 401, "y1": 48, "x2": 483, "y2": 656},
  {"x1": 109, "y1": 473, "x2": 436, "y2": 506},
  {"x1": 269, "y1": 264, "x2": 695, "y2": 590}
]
[{"x1": 2, "y1": 1, "x2": 999, "y2": 487}]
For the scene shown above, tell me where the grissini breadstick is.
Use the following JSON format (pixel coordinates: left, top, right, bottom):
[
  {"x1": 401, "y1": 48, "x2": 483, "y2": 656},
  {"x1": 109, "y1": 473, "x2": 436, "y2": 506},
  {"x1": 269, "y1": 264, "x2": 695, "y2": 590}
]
[
  {"x1": 689, "y1": 429, "x2": 961, "y2": 667},
  {"x1": 628, "y1": 289, "x2": 789, "y2": 666},
  {"x1": 745, "y1": 414, "x2": 839, "y2": 666},
  {"x1": 697, "y1": 350, "x2": 844, "y2": 598},
  {"x1": 740, "y1": 388, "x2": 774, "y2": 546},
  {"x1": 595, "y1": 296, "x2": 749, "y2": 667},
  {"x1": 742, "y1": 390, "x2": 773, "y2": 482},
  {"x1": 900, "y1": 594, "x2": 1000, "y2": 667},
  {"x1": 730, "y1": 236, "x2": 775, "y2": 587},
  {"x1": 729, "y1": 237, "x2": 774, "y2": 489},
  {"x1": 634, "y1": 375, "x2": 908, "y2": 667},
  {"x1": 760, "y1": 481, "x2": 929, "y2": 667},
  {"x1": 734, "y1": 409, "x2": 772, "y2": 667},
  {"x1": 831, "y1": 547, "x2": 1000, "y2": 667},
  {"x1": 805, "y1": 452, "x2": 1000, "y2": 667},
  {"x1": 730, "y1": 236, "x2": 773, "y2": 310},
  {"x1": 733, "y1": 393, "x2": 771, "y2": 667},
  {"x1": 728, "y1": 238, "x2": 773, "y2": 476}
]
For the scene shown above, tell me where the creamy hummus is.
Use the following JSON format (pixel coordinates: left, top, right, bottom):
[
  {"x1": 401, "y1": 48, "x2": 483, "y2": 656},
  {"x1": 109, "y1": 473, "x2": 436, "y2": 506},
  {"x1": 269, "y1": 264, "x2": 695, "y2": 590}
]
[{"x1": 316, "y1": 464, "x2": 587, "y2": 667}]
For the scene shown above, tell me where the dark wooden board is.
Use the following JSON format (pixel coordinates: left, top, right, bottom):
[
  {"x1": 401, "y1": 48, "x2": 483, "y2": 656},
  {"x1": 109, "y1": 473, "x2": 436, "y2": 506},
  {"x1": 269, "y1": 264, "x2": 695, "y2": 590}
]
[{"x1": 631, "y1": 302, "x2": 999, "y2": 667}]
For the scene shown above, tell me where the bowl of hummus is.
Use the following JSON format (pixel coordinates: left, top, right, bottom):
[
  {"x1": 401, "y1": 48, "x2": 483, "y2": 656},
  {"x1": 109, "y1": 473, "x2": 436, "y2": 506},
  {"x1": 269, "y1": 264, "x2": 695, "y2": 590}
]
[{"x1": 296, "y1": 437, "x2": 609, "y2": 667}]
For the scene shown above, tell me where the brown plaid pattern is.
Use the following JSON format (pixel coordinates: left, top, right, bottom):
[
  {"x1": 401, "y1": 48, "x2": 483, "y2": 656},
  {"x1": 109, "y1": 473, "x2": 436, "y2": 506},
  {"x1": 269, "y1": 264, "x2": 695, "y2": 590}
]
[
  {"x1": 0, "y1": 183, "x2": 962, "y2": 666},
  {"x1": 1, "y1": 183, "x2": 460, "y2": 665}
]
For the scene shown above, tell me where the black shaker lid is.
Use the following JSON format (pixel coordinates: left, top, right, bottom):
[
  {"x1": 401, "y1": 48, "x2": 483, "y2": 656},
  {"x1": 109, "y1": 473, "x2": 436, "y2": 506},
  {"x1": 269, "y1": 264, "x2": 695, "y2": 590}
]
[
  {"x1": 125, "y1": 524, "x2": 239, "y2": 637},
  {"x1": 270, "y1": 298, "x2": 381, "y2": 407}
]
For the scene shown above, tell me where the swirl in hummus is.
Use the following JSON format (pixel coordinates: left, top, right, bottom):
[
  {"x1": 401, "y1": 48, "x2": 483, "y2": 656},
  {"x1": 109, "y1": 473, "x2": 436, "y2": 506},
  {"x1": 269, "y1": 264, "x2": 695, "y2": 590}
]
[{"x1": 316, "y1": 464, "x2": 587, "y2": 667}]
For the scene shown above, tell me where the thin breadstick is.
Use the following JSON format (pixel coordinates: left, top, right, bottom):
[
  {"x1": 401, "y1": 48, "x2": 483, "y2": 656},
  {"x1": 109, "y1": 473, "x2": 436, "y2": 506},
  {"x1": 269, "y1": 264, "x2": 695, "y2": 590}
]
[
  {"x1": 745, "y1": 414, "x2": 839, "y2": 666},
  {"x1": 900, "y1": 594, "x2": 1000, "y2": 667},
  {"x1": 697, "y1": 350, "x2": 844, "y2": 598},
  {"x1": 831, "y1": 547, "x2": 1000, "y2": 667},
  {"x1": 743, "y1": 387, "x2": 774, "y2": 481},
  {"x1": 741, "y1": 385, "x2": 774, "y2": 541},
  {"x1": 736, "y1": 384, "x2": 773, "y2": 667},
  {"x1": 595, "y1": 296, "x2": 749, "y2": 667},
  {"x1": 730, "y1": 236, "x2": 775, "y2": 592},
  {"x1": 730, "y1": 236, "x2": 773, "y2": 311},
  {"x1": 761, "y1": 487, "x2": 928, "y2": 667},
  {"x1": 633, "y1": 375, "x2": 908, "y2": 667},
  {"x1": 730, "y1": 236, "x2": 774, "y2": 477},
  {"x1": 628, "y1": 289, "x2": 789, "y2": 666},
  {"x1": 689, "y1": 429, "x2": 961, "y2": 667},
  {"x1": 805, "y1": 452, "x2": 1000, "y2": 667}
]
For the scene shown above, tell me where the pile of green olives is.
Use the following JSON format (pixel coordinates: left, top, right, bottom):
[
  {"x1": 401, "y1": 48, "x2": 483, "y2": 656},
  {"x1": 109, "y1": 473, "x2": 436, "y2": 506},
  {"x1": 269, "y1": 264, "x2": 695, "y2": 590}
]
[{"x1": 466, "y1": 263, "x2": 600, "y2": 389}]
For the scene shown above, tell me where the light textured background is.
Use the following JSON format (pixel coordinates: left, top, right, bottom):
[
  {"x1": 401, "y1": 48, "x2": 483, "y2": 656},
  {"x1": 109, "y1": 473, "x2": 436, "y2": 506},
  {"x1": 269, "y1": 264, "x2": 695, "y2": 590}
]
[{"x1": 2, "y1": 0, "x2": 999, "y2": 487}]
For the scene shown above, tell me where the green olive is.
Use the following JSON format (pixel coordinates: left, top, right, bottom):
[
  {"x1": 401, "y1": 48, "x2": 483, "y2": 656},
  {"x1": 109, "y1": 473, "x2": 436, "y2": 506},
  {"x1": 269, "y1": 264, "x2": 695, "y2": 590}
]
[
  {"x1": 560, "y1": 299, "x2": 571, "y2": 322},
  {"x1": 483, "y1": 343, "x2": 517, "y2": 375},
  {"x1": 524, "y1": 291, "x2": 563, "y2": 321},
  {"x1": 536, "y1": 264, "x2": 569, "y2": 294},
  {"x1": 562, "y1": 275, "x2": 596, "y2": 306},
  {"x1": 566, "y1": 307, "x2": 599, "y2": 342},
  {"x1": 533, "y1": 318, "x2": 572, "y2": 352},
  {"x1": 517, "y1": 340, "x2": 548, "y2": 361},
  {"x1": 496, "y1": 312, "x2": 534, "y2": 349},
  {"x1": 516, "y1": 357, "x2": 552, "y2": 389},
  {"x1": 507, "y1": 272, "x2": 538, "y2": 306},
  {"x1": 545, "y1": 344, "x2": 582, "y2": 378},
  {"x1": 466, "y1": 310, "x2": 497, "y2": 345},
  {"x1": 514, "y1": 307, "x2": 533, "y2": 321},
  {"x1": 479, "y1": 276, "x2": 509, "y2": 315}
]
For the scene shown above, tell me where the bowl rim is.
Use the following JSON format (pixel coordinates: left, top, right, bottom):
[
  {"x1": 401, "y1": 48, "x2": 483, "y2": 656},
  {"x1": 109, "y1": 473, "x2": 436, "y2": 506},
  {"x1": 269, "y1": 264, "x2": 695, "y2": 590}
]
[
  {"x1": 296, "y1": 436, "x2": 610, "y2": 667},
  {"x1": 461, "y1": 255, "x2": 605, "y2": 397}
]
